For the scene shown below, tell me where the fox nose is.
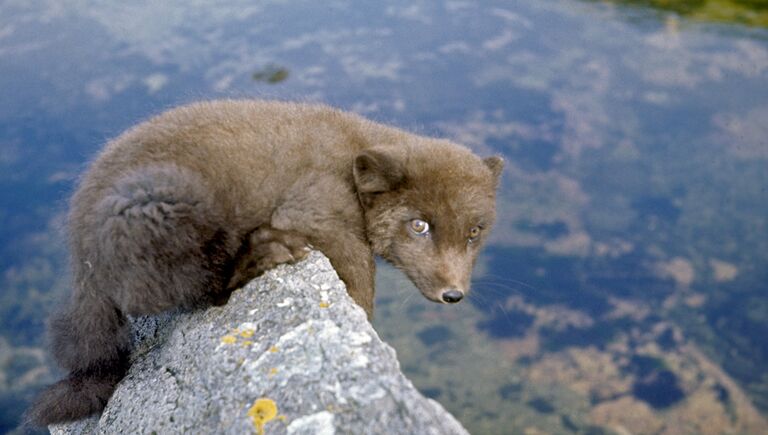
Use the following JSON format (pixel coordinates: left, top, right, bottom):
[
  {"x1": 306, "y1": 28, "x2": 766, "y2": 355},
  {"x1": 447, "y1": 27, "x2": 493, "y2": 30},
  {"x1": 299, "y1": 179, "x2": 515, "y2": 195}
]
[{"x1": 441, "y1": 289, "x2": 464, "y2": 303}]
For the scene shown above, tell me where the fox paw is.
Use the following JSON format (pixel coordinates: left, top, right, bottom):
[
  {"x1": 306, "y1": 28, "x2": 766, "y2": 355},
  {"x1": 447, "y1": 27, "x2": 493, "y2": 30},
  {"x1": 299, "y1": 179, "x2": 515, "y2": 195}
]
[{"x1": 227, "y1": 226, "x2": 311, "y2": 290}]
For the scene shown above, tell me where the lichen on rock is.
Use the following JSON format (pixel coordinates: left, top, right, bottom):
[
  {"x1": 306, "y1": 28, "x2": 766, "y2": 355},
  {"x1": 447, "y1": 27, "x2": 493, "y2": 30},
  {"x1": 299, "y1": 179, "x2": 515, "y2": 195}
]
[{"x1": 49, "y1": 251, "x2": 467, "y2": 435}]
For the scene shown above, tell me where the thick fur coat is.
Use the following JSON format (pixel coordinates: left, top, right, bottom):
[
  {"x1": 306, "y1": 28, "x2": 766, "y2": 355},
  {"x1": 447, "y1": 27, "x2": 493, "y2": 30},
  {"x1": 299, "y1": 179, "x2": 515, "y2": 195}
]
[{"x1": 26, "y1": 100, "x2": 503, "y2": 426}]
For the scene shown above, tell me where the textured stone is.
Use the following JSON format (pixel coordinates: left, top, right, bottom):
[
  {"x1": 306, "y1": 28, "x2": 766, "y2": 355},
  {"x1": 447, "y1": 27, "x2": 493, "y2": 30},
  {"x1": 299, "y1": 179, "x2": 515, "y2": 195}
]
[{"x1": 50, "y1": 251, "x2": 467, "y2": 435}]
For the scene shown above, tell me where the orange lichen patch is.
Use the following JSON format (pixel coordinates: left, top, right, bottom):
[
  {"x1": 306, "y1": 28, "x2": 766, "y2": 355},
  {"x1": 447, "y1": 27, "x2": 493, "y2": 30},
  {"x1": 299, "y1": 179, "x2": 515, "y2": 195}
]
[
  {"x1": 269, "y1": 346, "x2": 279, "y2": 353},
  {"x1": 248, "y1": 397, "x2": 278, "y2": 435},
  {"x1": 319, "y1": 301, "x2": 330, "y2": 308},
  {"x1": 221, "y1": 326, "x2": 258, "y2": 346}
]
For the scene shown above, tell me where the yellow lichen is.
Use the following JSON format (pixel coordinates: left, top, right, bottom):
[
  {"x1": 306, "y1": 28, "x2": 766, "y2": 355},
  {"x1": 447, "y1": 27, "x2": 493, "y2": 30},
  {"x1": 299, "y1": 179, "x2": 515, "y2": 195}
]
[
  {"x1": 241, "y1": 329, "x2": 255, "y2": 338},
  {"x1": 221, "y1": 335, "x2": 237, "y2": 344},
  {"x1": 269, "y1": 346, "x2": 279, "y2": 353},
  {"x1": 269, "y1": 367, "x2": 279, "y2": 377},
  {"x1": 248, "y1": 398, "x2": 278, "y2": 435},
  {"x1": 319, "y1": 301, "x2": 330, "y2": 308},
  {"x1": 241, "y1": 340, "x2": 254, "y2": 347}
]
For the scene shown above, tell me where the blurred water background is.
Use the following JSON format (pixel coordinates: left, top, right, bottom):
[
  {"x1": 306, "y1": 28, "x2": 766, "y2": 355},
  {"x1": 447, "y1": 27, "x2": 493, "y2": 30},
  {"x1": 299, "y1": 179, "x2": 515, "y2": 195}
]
[{"x1": 1, "y1": 1, "x2": 767, "y2": 433}]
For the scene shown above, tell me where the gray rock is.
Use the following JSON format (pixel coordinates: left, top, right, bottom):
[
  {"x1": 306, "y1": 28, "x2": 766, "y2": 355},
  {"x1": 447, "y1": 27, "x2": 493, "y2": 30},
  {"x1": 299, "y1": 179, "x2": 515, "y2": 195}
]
[{"x1": 50, "y1": 251, "x2": 468, "y2": 435}]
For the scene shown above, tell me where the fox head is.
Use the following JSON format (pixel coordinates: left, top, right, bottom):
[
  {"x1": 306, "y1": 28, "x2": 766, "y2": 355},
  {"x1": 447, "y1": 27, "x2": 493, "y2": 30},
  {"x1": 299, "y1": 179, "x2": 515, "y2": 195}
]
[{"x1": 353, "y1": 141, "x2": 503, "y2": 304}]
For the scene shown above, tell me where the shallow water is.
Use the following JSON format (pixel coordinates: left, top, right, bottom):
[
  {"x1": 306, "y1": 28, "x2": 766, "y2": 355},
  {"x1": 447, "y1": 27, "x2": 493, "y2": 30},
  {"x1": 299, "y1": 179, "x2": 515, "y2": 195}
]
[{"x1": 1, "y1": 0, "x2": 767, "y2": 433}]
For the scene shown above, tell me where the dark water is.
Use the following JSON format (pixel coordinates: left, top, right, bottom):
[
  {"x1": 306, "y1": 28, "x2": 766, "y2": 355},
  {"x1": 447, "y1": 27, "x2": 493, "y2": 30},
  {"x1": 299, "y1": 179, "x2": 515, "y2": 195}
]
[{"x1": 1, "y1": 0, "x2": 767, "y2": 433}]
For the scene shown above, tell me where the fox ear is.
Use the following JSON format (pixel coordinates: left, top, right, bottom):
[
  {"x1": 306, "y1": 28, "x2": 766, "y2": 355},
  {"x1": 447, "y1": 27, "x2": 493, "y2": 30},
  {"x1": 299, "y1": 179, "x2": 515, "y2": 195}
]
[
  {"x1": 483, "y1": 156, "x2": 504, "y2": 184},
  {"x1": 353, "y1": 147, "x2": 405, "y2": 195}
]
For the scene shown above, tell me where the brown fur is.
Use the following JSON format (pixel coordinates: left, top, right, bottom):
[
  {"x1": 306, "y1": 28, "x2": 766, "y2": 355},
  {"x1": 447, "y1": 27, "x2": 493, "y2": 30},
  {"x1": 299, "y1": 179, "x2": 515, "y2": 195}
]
[{"x1": 25, "y1": 99, "x2": 502, "y2": 426}]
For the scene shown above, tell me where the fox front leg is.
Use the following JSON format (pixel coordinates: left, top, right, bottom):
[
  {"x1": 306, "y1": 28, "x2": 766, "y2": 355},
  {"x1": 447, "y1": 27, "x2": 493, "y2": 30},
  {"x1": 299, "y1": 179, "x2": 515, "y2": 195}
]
[{"x1": 311, "y1": 233, "x2": 376, "y2": 318}]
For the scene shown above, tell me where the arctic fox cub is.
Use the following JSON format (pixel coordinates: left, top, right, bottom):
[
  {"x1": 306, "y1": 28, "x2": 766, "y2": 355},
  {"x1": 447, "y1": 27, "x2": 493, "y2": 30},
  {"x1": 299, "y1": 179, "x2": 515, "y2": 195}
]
[{"x1": 27, "y1": 100, "x2": 503, "y2": 425}]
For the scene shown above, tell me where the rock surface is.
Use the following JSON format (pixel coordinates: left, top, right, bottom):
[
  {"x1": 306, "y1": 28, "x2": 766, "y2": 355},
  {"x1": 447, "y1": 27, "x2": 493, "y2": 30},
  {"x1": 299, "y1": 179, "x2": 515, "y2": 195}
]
[{"x1": 49, "y1": 251, "x2": 467, "y2": 435}]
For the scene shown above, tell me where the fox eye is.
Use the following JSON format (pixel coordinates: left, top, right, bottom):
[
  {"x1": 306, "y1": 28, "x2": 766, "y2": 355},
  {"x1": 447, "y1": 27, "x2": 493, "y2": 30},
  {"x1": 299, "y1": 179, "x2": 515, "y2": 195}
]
[
  {"x1": 409, "y1": 219, "x2": 430, "y2": 236},
  {"x1": 468, "y1": 226, "x2": 481, "y2": 243}
]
